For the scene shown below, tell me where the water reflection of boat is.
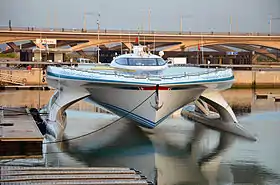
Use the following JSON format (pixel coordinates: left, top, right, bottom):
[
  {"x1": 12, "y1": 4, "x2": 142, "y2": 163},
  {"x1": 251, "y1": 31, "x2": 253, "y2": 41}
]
[
  {"x1": 53, "y1": 112, "x2": 279, "y2": 185},
  {"x1": 50, "y1": 112, "x2": 236, "y2": 184},
  {"x1": 46, "y1": 45, "x2": 234, "y2": 129}
]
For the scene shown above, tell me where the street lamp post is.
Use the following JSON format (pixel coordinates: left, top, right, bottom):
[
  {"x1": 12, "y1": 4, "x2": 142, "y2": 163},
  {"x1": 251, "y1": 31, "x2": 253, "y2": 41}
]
[
  {"x1": 83, "y1": 12, "x2": 101, "y2": 63},
  {"x1": 269, "y1": 18, "x2": 272, "y2": 36},
  {"x1": 180, "y1": 15, "x2": 192, "y2": 34},
  {"x1": 148, "y1": 8, "x2": 151, "y2": 33},
  {"x1": 269, "y1": 16, "x2": 280, "y2": 36},
  {"x1": 229, "y1": 16, "x2": 232, "y2": 34},
  {"x1": 138, "y1": 8, "x2": 152, "y2": 33},
  {"x1": 97, "y1": 13, "x2": 100, "y2": 63},
  {"x1": 180, "y1": 16, "x2": 183, "y2": 34},
  {"x1": 83, "y1": 12, "x2": 99, "y2": 31},
  {"x1": 83, "y1": 13, "x2": 86, "y2": 31}
]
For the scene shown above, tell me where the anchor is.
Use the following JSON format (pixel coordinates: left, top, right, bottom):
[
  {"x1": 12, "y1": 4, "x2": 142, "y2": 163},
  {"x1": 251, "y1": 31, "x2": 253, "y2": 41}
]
[{"x1": 150, "y1": 84, "x2": 164, "y2": 111}]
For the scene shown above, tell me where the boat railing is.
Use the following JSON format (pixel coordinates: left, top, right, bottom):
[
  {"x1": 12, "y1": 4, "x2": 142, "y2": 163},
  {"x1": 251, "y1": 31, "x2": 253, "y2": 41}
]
[{"x1": 60, "y1": 66, "x2": 233, "y2": 81}]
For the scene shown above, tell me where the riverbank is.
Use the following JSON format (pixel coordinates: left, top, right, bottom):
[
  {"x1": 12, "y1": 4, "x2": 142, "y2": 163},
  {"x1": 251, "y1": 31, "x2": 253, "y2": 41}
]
[
  {"x1": 1, "y1": 68, "x2": 280, "y2": 88},
  {"x1": 0, "y1": 68, "x2": 47, "y2": 86},
  {"x1": 233, "y1": 70, "x2": 280, "y2": 88}
]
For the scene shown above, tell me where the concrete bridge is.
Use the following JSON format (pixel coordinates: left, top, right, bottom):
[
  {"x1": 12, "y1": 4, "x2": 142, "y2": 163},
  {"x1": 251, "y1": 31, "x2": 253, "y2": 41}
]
[{"x1": 0, "y1": 27, "x2": 280, "y2": 61}]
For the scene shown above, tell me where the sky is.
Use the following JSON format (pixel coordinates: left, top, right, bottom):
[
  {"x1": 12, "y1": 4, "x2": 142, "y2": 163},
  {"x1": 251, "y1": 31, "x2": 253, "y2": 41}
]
[{"x1": 0, "y1": 0, "x2": 280, "y2": 33}]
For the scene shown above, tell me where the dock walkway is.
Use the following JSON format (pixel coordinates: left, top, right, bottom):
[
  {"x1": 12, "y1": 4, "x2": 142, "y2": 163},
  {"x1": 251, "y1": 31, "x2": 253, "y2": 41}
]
[
  {"x1": 0, "y1": 107, "x2": 43, "y2": 159},
  {"x1": 0, "y1": 166, "x2": 153, "y2": 185}
]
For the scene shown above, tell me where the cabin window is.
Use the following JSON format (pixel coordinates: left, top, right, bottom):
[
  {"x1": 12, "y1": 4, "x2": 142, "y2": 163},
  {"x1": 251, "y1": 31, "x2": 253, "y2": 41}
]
[
  {"x1": 115, "y1": 58, "x2": 128, "y2": 65},
  {"x1": 128, "y1": 58, "x2": 165, "y2": 66},
  {"x1": 128, "y1": 58, "x2": 157, "y2": 66},
  {"x1": 156, "y1": 58, "x2": 167, "y2": 66},
  {"x1": 115, "y1": 58, "x2": 166, "y2": 66}
]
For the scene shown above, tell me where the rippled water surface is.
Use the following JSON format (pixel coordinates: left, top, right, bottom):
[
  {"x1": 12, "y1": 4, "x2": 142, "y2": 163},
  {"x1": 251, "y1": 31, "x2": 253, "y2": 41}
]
[{"x1": 1, "y1": 88, "x2": 280, "y2": 185}]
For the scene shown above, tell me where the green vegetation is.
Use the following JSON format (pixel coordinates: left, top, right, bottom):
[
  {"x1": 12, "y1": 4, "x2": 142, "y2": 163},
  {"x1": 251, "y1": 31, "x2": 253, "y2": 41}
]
[
  {"x1": 0, "y1": 53, "x2": 17, "y2": 58},
  {"x1": 65, "y1": 53, "x2": 97, "y2": 63},
  {"x1": 257, "y1": 55, "x2": 278, "y2": 62}
]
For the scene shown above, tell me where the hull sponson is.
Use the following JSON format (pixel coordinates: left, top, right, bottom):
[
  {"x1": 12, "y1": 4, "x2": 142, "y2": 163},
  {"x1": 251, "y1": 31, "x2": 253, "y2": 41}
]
[{"x1": 86, "y1": 86, "x2": 206, "y2": 128}]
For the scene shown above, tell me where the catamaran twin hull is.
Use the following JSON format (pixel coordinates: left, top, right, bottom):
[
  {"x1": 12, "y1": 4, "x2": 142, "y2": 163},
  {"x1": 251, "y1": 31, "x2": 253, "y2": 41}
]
[{"x1": 47, "y1": 66, "x2": 234, "y2": 128}]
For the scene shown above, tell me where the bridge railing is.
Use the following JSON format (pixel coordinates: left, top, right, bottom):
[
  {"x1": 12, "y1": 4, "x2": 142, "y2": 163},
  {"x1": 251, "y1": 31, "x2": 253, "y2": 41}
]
[
  {"x1": 57, "y1": 66, "x2": 233, "y2": 82},
  {"x1": 0, "y1": 26, "x2": 279, "y2": 36}
]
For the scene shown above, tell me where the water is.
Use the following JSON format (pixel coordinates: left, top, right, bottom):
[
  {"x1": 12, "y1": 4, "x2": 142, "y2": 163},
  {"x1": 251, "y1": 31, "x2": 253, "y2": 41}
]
[{"x1": 1, "y1": 88, "x2": 280, "y2": 185}]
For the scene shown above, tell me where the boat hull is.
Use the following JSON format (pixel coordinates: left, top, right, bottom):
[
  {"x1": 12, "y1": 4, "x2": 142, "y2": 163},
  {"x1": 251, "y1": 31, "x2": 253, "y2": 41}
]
[
  {"x1": 85, "y1": 85, "x2": 206, "y2": 128},
  {"x1": 46, "y1": 66, "x2": 234, "y2": 128}
]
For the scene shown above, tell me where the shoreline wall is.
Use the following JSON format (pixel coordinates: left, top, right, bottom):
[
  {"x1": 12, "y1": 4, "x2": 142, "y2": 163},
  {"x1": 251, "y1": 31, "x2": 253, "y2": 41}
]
[
  {"x1": 1, "y1": 69, "x2": 280, "y2": 88},
  {"x1": 233, "y1": 70, "x2": 280, "y2": 88},
  {"x1": 0, "y1": 68, "x2": 47, "y2": 85}
]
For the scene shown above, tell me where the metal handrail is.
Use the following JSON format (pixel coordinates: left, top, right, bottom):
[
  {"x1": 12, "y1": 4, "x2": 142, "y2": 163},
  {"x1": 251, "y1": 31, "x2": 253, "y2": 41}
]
[
  {"x1": 58, "y1": 66, "x2": 233, "y2": 81},
  {"x1": 0, "y1": 72, "x2": 25, "y2": 85}
]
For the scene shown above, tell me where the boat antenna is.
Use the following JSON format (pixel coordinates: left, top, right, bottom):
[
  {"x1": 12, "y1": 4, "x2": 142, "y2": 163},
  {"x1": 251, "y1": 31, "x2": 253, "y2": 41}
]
[
  {"x1": 153, "y1": 30, "x2": 156, "y2": 54},
  {"x1": 143, "y1": 32, "x2": 146, "y2": 46},
  {"x1": 129, "y1": 30, "x2": 131, "y2": 53},
  {"x1": 120, "y1": 29, "x2": 123, "y2": 54},
  {"x1": 137, "y1": 26, "x2": 140, "y2": 46}
]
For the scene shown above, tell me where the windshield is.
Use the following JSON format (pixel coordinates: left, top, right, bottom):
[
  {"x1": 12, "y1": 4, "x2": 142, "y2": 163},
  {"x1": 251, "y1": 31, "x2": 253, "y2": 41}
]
[{"x1": 115, "y1": 58, "x2": 166, "y2": 66}]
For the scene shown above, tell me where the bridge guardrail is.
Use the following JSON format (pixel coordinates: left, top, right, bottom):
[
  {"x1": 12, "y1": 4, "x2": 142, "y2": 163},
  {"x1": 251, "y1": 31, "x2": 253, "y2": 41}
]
[{"x1": 0, "y1": 26, "x2": 279, "y2": 36}]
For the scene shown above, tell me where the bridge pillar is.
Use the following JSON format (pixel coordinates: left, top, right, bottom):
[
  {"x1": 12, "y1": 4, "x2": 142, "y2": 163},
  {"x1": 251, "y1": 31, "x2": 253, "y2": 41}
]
[{"x1": 219, "y1": 58, "x2": 222, "y2": 64}]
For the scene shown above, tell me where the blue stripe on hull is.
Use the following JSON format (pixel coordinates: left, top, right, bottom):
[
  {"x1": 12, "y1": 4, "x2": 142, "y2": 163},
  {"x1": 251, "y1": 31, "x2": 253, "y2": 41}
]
[{"x1": 96, "y1": 101, "x2": 156, "y2": 129}]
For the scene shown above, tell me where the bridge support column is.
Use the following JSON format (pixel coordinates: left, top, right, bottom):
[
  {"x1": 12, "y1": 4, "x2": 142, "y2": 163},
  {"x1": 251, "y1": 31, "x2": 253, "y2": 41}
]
[{"x1": 229, "y1": 58, "x2": 233, "y2": 65}]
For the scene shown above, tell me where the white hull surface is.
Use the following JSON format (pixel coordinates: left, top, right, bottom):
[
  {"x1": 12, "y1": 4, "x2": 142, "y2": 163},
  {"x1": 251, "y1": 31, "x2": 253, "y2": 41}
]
[
  {"x1": 86, "y1": 86, "x2": 206, "y2": 128},
  {"x1": 47, "y1": 65, "x2": 234, "y2": 128}
]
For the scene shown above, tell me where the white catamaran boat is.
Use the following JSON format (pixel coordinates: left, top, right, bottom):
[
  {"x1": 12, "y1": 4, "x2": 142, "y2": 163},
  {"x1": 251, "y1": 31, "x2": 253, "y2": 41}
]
[{"x1": 46, "y1": 45, "x2": 235, "y2": 130}]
